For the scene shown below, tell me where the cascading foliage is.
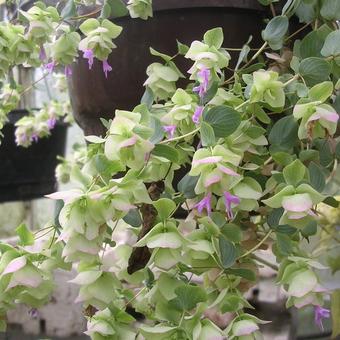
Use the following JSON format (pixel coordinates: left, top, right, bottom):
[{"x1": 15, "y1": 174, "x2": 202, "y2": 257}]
[{"x1": 0, "y1": 0, "x2": 340, "y2": 339}]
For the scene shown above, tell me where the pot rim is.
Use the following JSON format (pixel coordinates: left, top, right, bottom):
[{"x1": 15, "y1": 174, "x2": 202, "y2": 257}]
[{"x1": 149, "y1": 0, "x2": 265, "y2": 12}]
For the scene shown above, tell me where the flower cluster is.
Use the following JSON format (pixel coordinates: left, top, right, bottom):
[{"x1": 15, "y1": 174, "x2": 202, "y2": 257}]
[{"x1": 15, "y1": 100, "x2": 71, "y2": 147}]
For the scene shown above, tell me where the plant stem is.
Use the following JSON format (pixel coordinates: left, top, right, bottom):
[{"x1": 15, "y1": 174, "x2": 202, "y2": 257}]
[
  {"x1": 239, "y1": 230, "x2": 273, "y2": 259},
  {"x1": 20, "y1": 72, "x2": 49, "y2": 96},
  {"x1": 235, "y1": 99, "x2": 250, "y2": 111},
  {"x1": 252, "y1": 254, "x2": 278, "y2": 271},
  {"x1": 223, "y1": 42, "x2": 268, "y2": 85},
  {"x1": 269, "y1": 3, "x2": 276, "y2": 17},
  {"x1": 285, "y1": 22, "x2": 311, "y2": 41},
  {"x1": 159, "y1": 127, "x2": 199, "y2": 144},
  {"x1": 283, "y1": 74, "x2": 300, "y2": 87},
  {"x1": 69, "y1": 7, "x2": 103, "y2": 20}
]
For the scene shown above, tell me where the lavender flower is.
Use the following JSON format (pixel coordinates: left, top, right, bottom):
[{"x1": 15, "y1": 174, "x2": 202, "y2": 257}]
[
  {"x1": 192, "y1": 106, "x2": 204, "y2": 124},
  {"x1": 45, "y1": 61, "x2": 56, "y2": 74},
  {"x1": 31, "y1": 133, "x2": 39, "y2": 143},
  {"x1": 163, "y1": 125, "x2": 176, "y2": 138},
  {"x1": 64, "y1": 65, "x2": 72, "y2": 77},
  {"x1": 39, "y1": 46, "x2": 46, "y2": 61},
  {"x1": 47, "y1": 117, "x2": 57, "y2": 130},
  {"x1": 194, "y1": 192, "x2": 212, "y2": 216},
  {"x1": 83, "y1": 49, "x2": 94, "y2": 70},
  {"x1": 29, "y1": 308, "x2": 39, "y2": 319},
  {"x1": 224, "y1": 191, "x2": 240, "y2": 220},
  {"x1": 314, "y1": 305, "x2": 330, "y2": 331},
  {"x1": 193, "y1": 67, "x2": 210, "y2": 98},
  {"x1": 102, "y1": 59, "x2": 112, "y2": 78}
]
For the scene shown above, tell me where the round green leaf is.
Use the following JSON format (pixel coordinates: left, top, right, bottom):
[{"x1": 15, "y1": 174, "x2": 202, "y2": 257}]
[{"x1": 203, "y1": 106, "x2": 241, "y2": 138}]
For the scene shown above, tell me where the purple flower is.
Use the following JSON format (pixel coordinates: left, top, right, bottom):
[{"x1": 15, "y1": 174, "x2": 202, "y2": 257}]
[
  {"x1": 194, "y1": 192, "x2": 212, "y2": 216},
  {"x1": 224, "y1": 191, "x2": 240, "y2": 220},
  {"x1": 163, "y1": 125, "x2": 176, "y2": 138},
  {"x1": 102, "y1": 59, "x2": 112, "y2": 78},
  {"x1": 64, "y1": 65, "x2": 72, "y2": 77},
  {"x1": 29, "y1": 308, "x2": 39, "y2": 319},
  {"x1": 47, "y1": 117, "x2": 57, "y2": 130},
  {"x1": 31, "y1": 133, "x2": 39, "y2": 143},
  {"x1": 193, "y1": 67, "x2": 210, "y2": 98},
  {"x1": 314, "y1": 305, "x2": 330, "y2": 331},
  {"x1": 83, "y1": 49, "x2": 94, "y2": 70},
  {"x1": 39, "y1": 46, "x2": 46, "y2": 61},
  {"x1": 192, "y1": 106, "x2": 204, "y2": 124},
  {"x1": 45, "y1": 61, "x2": 56, "y2": 74}
]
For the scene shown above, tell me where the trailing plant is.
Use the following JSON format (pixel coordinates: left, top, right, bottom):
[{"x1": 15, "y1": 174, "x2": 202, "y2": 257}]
[{"x1": 0, "y1": 0, "x2": 340, "y2": 339}]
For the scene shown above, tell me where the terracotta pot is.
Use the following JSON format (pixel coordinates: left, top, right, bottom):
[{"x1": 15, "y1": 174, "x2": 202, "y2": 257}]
[
  {"x1": 68, "y1": 0, "x2": 268, "y2": 135},
  {"x1": 0, "y1": 110, "x2": 67, "y2": 202}
]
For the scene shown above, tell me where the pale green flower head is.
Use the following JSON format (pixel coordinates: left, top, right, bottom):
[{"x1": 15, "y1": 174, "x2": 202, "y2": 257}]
[
  {"x1": 127, "y1": 0, "x2": 153, "y2": 20},
  {"x1": 263, "y1": 183, "x2": 324, "y2": 227},
  {"x1": 0, "y1": 253, "x2": 54, "y2": 308},
  {"x1": 192, "y1": 319, "x2": 224, "y2": 340},
  {"x1": 19, "y1": 2, "x2": 60, "y2": 44},
  {"x1": 278, "y1": 259, "x2": 327, "y2": 309},
  {"x1": 161, "y1": 88, "x2": 196, "y2": 133},
  {"x1": 144, "y1": 62, "x2": 183, "y2": 100},
  {"x1": 70, "y1": 270, "x2": 120, "y2": 309},
  {"x1": 61, "y1": 230, "x2": 104, "y2": 263},
  {"x1": 104, "y1": 110, "x2": 154, "y2": 170},
  {"x1": 79, "y1": 19, "x2": 122, "y2": 61},
  {"x1": 293, "y1": 102, "x2": 339, "y2": 139},
  {"x1": 225, "y1": 314, "x2": 268, "y2": 339},
  {"x1": 50, "y1": 29, "x2": 81, "y2": 66},
  {"x1": 85, "y1": 307, "x2": 136, "y2": 340},
  {"x1": 7, "y1": 24, "x2": 40, "y2": 67},
  {"x1": 250, "y1": 70, "x2": 285, "y2": 108},
  {"x1": 190, "y1": 145, "x2": 242, "y2": 195},
  {"x1": 135, "y1": 221, "x2": 184, "y2": 251},
  {"x1": 185, "y1": 28, "x2": 230, "y2": 81}
]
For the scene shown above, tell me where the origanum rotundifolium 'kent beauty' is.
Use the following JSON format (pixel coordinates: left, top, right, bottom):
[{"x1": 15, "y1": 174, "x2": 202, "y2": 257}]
[{"x1": 1, "y1": 0, "x2": 340, "y2": 339}]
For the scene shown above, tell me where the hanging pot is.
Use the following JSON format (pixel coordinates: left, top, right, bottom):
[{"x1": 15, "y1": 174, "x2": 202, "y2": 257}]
[
  {"x1": 0, "y1": 110, "x2": 67, "y2": 203},
  {"x1": 68, "y1": 0, "x2": 268, "y2": 136}
]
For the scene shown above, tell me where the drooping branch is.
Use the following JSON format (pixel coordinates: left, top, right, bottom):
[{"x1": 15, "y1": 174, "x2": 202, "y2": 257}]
[{"x1": 127, "y1": 181, "x2": 164, "y2": 274}]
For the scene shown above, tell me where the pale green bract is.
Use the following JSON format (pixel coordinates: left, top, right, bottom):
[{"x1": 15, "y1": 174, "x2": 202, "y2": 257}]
[{"x1": 127, "y1": 0, "x2": 153, "y2": 20}]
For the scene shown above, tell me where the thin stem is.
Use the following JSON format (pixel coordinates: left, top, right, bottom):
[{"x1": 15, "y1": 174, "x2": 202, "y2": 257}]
[
  {"x1": 269, "y1": 3, "x2": 276, "y2": 17},
  {"x1": 34, "y1": 228, "x2": 54, "y2": 240},
  {"x1": 124, "y1": 286, "x2": 147, "y2": 307},
  {"x1": 285, "y1": 22, "x2": 311, "y2": 41},
  {"x1": 235, "y1": 99, "x2": 250, "y2": 111},
  {"x1": 159, "y1": 127, "x2": 199, "y2": 144},
  {"x1": 239, "y1": 230, "x2": 273, "y2": 259},
  {"x1": 283, "y1": 74, "x2": 300, "y2": 87},
  {"x1": 19, "y1": 72, "x2": 49, "y2": 96},
  {"x1": 69, "y1": 7, "x2": 103, "y2": 20},
  {"x1": 241, "y1": 42, "x2": 268, "y2": 70},
  {"x1": 223, "y1": 42, "x2": 268, "y2": 85},
  {"x1": 252, "y1": 254, "x2": 278, "y2": 271},
  {"x1": 34, "y1": 225, "x2": 54, "y2": 236}
]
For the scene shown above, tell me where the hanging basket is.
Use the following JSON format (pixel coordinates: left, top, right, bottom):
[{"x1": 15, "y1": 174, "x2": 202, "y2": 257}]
[{"x1": 0, "y1": 110, "x2": 68, "y2": 203}]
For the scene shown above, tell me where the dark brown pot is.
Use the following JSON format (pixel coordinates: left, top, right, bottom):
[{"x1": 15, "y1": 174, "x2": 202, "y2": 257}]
[
  {"x1": 68, "y1": 0, "x2": 268, "y2": 136},
  {"x1": 0, "y1": 110, "x2": 67, "y2": 203}
]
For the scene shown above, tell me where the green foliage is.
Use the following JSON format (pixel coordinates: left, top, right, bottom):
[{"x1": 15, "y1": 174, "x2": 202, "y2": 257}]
[
  {"x1": 203, "y1": 106, "x2": 241, "y2": 138},
  {"x1": 262, "y1": 16, "x2": 289, "y2": 50}
]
